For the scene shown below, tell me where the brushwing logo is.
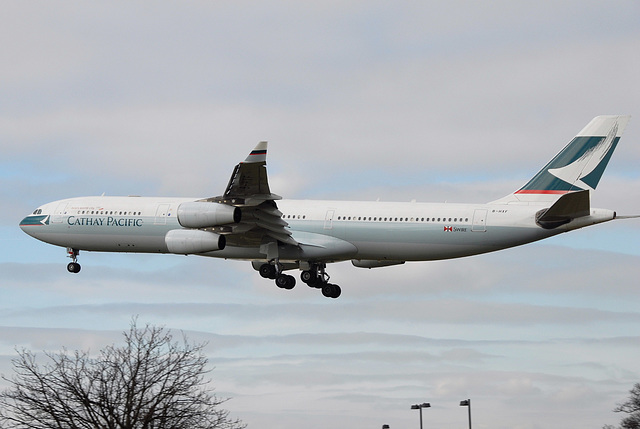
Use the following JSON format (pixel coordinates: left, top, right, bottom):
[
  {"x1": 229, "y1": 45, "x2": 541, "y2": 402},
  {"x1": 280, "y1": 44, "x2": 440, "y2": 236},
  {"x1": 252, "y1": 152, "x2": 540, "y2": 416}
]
[
  {"x1": 547, "y1": 122, "x2": 619, "y2": 192},
  {"x1": 517, "y1": 119, "x2": 621, "y2": 194}
]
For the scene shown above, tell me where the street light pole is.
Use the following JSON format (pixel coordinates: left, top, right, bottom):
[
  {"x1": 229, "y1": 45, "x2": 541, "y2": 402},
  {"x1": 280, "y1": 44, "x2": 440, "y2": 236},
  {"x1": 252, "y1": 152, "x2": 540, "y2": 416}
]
[
  {"x1": 460, "y1": 399, "x2": 471, "y2": 429},
  {"x1": 410, "y1": 402, "x2": 430, "y2": 429}
]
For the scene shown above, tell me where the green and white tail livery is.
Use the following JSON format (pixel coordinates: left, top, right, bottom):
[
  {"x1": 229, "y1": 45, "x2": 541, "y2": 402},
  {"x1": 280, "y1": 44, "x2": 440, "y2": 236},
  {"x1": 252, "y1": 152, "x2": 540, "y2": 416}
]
[{"x1": 498, "y1": 115, "x2": 630, "y2": 204}]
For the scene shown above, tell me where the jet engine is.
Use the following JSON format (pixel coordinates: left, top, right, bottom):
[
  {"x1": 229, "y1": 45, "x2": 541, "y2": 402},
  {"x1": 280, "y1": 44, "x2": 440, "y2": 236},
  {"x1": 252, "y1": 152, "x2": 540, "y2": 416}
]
[
  {"x1": 177, "y1": 202, "x2": 240, "y2": 228},
  {"x1": 165, "y1": 229, "x2": 226, "y2": 254}
]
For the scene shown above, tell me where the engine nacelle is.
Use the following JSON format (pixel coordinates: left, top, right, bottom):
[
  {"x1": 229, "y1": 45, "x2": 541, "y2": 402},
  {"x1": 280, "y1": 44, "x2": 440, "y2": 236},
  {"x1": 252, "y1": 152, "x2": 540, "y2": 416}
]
[
  {"x1": 177, "y1": 202, "x2": 240, "y2": 228},
  {"x1": 165, "y1": 229, "x2": 226, "y2": 254}
]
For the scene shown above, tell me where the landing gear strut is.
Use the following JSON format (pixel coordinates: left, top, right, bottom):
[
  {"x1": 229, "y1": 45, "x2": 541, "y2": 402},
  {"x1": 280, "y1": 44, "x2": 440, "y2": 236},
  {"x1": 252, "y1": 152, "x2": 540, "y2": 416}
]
[{"x1": 66, "y1": 247, "x2": 81, "y2": 273}]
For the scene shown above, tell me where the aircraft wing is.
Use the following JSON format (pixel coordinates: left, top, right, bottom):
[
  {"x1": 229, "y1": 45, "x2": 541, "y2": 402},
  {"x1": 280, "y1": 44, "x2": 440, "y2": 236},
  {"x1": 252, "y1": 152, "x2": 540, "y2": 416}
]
[{"x1": 205, "y1": 142, "x2": 298, "y2": 246}]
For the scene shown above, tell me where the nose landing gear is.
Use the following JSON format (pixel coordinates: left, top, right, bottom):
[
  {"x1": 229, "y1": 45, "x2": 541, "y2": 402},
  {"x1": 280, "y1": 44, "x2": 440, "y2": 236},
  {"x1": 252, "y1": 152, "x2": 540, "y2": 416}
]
[{"x1": 66, "y1": 248, "x2": 81, "y2": 273}]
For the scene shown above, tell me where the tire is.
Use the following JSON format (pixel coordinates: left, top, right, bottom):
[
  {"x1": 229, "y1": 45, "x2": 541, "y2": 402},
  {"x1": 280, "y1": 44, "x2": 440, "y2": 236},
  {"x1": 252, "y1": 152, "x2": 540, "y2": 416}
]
[
  {"x1": 300, "y1": 270, "x2": 314, "y2": 283},
  {"x1": 67, "y1": 262, "x2": 81, "y2": 273},
  {"x1": 301, "y1": 270, "x2": 321, "y2": 286},
  {"x1": 275, "y1": 274, "x2": 296, "y2": 290},
  {"x1": 308, "y1": 277, "x2": 322, "y2": 288},
  {"x1": 330, "y1": 284, "x2": 341, "y2": 298},
  {"x1": 321, "y1": 283, "x2": 333, "y2": 298},
  {"x1": 259, "y1": 264, "x2": 276, "y2": 279},
  {"x1": 322, "y1": 283, "x2": 341, "y2": 298},
  {"x1": 275, "y1": 274, "x2": 290, "y2": 289},
  {"x1": 284, "y1": 275, "x2": 296, "y2": 290}
]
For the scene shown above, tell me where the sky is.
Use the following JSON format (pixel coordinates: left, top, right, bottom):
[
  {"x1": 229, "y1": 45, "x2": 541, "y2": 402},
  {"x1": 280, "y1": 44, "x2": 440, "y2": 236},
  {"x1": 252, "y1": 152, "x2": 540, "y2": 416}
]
[{"x1": 1, "y1": 1, "x2": 640, "y2": 428}]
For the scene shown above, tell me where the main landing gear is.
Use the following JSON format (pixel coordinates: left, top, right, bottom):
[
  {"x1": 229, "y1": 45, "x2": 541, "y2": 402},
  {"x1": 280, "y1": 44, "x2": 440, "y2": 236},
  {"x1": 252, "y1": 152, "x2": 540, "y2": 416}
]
[
  {"x1": 300, "y1": 263, "x2": 341, "y2": 299},
  {"x1": 258, "y1": 262, "x2": 341, "y2": 299},
  {"x1": 66, "y1": 247, "x2": 81, "y2": 273},
  {"x1": 258, "y1": 263, "x2": 296, "y2": 290}
]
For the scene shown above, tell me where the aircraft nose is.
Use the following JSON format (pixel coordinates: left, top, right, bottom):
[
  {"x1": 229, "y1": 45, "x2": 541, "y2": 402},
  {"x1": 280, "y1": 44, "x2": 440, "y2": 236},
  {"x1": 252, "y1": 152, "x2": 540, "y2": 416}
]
[{"x1": 19, "y1": 214, "x2": 50, "y2": 236}]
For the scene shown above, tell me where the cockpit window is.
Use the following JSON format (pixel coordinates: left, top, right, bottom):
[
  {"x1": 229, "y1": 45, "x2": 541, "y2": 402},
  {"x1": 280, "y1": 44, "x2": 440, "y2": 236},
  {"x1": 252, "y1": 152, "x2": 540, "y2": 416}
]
[{"x1": 32, "y1": 209, "x2": 42, "y2": 215}]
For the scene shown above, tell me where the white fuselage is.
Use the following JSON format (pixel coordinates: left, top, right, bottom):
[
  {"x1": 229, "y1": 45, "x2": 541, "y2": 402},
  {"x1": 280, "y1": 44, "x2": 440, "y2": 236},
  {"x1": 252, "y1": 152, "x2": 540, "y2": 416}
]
[{"x1": 20, "y1": 195, "x2": 616, "y2": 264}]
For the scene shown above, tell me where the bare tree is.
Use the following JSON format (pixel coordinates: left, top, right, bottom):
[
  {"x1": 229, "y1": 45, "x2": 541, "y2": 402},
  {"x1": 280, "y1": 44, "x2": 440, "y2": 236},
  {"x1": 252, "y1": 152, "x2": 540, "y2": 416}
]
[
  {"x1": 614, "y1": 383, "x2": 640, "y2": 429},
  {"x1": 0, "y1": 320, "x2": 245, "y2": 429},
  {"x1": 604, "y1": 383, "x2": 640, "y2": 429}
]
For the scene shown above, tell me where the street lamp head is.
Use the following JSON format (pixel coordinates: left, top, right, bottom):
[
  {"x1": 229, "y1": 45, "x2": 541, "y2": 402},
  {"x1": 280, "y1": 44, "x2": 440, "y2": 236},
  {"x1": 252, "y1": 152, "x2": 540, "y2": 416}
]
[
  {"x1": 421, "y1": 402, "x2": 431, "y2": 408},
  {"x1": 460, "y1": 399, "x2": 470, "y2": 407},
  {"x1": 411, "y1": 402, "x2": 431, "y2": 409},
  {"x1": 411, "y1": 404, "x2": 420, "y2": 410}
]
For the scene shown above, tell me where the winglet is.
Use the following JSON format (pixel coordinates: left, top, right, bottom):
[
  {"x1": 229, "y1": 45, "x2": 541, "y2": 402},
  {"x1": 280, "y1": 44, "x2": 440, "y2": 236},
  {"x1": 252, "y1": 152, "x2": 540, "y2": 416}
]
[
  {"x1": 243, "y1": 141, "x2": 268, "y2": 163},
  {"x1": 212, "y1": 141, "x2": 281, "y2": 205}
]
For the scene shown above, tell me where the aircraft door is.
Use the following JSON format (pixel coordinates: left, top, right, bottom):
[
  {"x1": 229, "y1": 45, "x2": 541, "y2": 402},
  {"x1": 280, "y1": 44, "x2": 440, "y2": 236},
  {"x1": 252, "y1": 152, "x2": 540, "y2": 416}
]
[
  {"x1": 471, "y1": 209, "x2": 487, "y2": 232},
  {"x1": 154, "y1": 204, "x2": 171, "y2": 225},
  {"x1": 324, "y1": 209, "x2": 335, "y2": 230},
  {"x1": 51, "y1": 202, "x2": 68, "y2": 223}
]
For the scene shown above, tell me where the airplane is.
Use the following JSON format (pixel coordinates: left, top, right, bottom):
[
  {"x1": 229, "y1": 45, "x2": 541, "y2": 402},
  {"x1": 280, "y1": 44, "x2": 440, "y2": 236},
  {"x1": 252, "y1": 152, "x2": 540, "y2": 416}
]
[{"x1": 20, "y1": 115, "x2": 636, "y2": 299}]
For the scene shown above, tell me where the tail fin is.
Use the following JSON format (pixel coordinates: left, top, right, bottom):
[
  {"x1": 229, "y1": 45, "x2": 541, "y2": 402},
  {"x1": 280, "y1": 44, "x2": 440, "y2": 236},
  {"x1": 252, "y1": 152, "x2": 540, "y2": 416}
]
[{"x1": 493, "y1": 115, "x2": 630, "y2": 204}]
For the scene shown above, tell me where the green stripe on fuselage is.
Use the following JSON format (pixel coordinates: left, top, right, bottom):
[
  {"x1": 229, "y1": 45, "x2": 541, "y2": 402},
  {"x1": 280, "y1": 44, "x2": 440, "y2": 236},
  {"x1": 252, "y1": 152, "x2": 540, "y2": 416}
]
[{"x1": 19, "y1": 215, "x2": 49, "y2": 226}]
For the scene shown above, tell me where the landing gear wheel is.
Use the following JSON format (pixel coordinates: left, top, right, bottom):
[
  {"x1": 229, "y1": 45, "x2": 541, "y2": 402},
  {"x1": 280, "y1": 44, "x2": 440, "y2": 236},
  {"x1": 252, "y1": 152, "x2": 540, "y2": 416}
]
[
  {"x1": 322, "y1": 283, "x2": 341, "y2": 299},
  {"x1": 301, "y1": 270, "x2": 322, "y2": 288},
  {"x1": 67, "y1": 262, "x2": 81, "y2": 273},
  {"x1": 332, "y1": 284, "x2": 341, "y2": 298},
  {"x1": 275, "y1": 274, "x2": 296, "y2": 290},
  {"x1": 300, "y1": 270, "x2": 316, "y2": 283},
  {"x1": 308, "y1": 278, "x2": 322, "y2": 288},
  {"x1": 259, "y1": 264, "x2": 277, "y2": 279}
]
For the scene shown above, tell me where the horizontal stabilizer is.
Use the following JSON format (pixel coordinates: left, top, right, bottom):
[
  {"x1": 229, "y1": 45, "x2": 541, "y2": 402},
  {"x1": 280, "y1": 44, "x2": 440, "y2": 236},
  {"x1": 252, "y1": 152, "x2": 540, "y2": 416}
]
[{"x1": 536, "y1": 190, "x2": 590, "y2": 229}]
